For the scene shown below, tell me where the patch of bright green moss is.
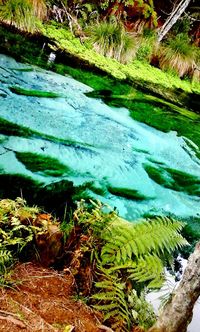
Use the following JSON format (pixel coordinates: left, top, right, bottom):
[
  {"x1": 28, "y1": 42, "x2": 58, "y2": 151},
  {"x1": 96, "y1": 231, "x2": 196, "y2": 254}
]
[
  {"x1": 10, "y1": 86, "x2": 61, "y2": 98},
  {"x1": 15, "y1": 152, "x2": 72, "y2": 177},
  {"x1": 42, "y1": 23, "x2": 200, "y2": 94}
]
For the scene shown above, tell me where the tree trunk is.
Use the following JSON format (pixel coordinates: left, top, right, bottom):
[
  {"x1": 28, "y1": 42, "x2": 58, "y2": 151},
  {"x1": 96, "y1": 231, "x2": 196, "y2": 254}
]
[
  {"x1": 158, "y1": 0, "x2": 191, "y2": 42},
  {"x1": 148, "y1": 241, "x2": 200, "y2": 332}
]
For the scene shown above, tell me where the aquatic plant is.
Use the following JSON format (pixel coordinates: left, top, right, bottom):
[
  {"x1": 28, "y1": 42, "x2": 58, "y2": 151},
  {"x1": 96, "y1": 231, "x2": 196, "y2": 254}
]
[{"x1": 10, "y1": 86, "x2": 61, "y2": 98}]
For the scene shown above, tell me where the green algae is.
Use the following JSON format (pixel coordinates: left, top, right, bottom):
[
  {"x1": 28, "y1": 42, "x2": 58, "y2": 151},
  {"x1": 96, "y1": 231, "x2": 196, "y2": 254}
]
[
  {"x1": 15, "y1": 152, "x2": 73, "y2": 177},
  {"x1": 53, "y1": 65, "x2": 200, "y2": 155},
  {"x1": 144, "y1": 165, "x2": 173, "y2": 187},
  {"x1": 107, "y1": 186, "x2": 151, "y2": 200},
  {"x1": 71, "y1": 180, "x2": 107, "y2": 203},
  {"x1": 166, "y1": 167, "x2": 200, "y2": 195},
  {"x1": 0, "y1": 117, "x2": 34, "y2": 137},
  {"x1": 0, "y1": 117, "x2": 94, "y2": 150},
  {"x1": 11, "y1": 68, "x2": 34, "y2": 72},
  {"x1": 144, "y1": 164, "x2": 200, "y2": 196},
  {"x1": 132, "y1": 147, "x2": 150, "y2": 155},
  {"x1": 9, "y1": 86, "x2": 61, "y2": 98},
  {"x1": 105, "y1": 97, "x2": 200, "y2": 155}
]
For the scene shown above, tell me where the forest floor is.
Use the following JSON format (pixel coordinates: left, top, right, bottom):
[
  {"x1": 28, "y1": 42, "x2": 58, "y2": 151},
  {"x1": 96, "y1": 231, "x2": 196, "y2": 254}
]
[{"x1": 0, "y1": 263, "x2": 103, "y2": 332}]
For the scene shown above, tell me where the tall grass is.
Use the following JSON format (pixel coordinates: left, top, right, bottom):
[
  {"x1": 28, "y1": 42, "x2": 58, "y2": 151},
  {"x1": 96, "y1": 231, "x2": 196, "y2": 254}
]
[
  {"x1": 158, "y1": 33, "x2": 199, "y2": 80},
  {"x1": 87, "y1": 20, "x2": 136, "y2": 64},
  {"x1": 0, "y1": 0, "x2": 46, "y2": 32}
]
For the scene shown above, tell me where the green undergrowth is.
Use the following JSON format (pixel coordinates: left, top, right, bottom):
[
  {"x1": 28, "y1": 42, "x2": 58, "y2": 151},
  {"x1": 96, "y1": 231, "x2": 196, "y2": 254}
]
[
  {"x1": 0, "y1": 197, "x2": 41, "y2": 283},
  {"x1": 0, "y1": 197, "x2": 192, "y2": 330},
  {"x1": 42, "y1": 23, "x2": 200, "y2": 94},
  {"x1": 0, "y1": 25, "x2": 48, "y2": 66},
  {"x1": 61, "y1": 200, "x2": 188, "y2": 331}
]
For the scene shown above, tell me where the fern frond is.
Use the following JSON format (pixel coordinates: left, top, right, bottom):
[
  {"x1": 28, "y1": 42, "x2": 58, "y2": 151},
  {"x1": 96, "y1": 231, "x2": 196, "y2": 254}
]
[
  {"x1": 0, "y1": 249, "x2": 13, "y2": 273},
  {"x1": 91, "y1": 272, "x2": 130, "y2": 331},
  {"x1": 128, "y1": 254, "x2": 164, "y2": 288},
  {"x1": 101, "y1": 216, "x2": 188, "y2": 266}
]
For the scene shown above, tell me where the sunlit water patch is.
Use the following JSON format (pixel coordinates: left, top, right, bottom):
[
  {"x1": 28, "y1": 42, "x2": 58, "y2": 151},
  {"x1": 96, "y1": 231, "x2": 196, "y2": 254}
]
[{"x1": 0, "y1": 54, "x2": 199, "y2": 220}]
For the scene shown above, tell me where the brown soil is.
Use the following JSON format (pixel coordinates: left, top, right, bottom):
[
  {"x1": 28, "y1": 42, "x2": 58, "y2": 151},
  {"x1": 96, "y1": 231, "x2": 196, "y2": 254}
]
[{"x1": 0, "y1": 263, "x2": 103, "y2": 332}]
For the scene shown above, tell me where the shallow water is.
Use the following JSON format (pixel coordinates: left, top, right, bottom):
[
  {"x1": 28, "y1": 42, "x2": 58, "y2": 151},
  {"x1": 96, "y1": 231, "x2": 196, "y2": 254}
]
[{"x1": 0, "y1": 54, "x2": 200, "y2": 220}]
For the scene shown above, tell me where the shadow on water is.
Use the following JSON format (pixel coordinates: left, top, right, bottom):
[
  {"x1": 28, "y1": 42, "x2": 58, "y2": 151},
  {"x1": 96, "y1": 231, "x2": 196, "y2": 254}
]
[{"x1": 0, "y1": 174, "x2": 75, "y2": 216}]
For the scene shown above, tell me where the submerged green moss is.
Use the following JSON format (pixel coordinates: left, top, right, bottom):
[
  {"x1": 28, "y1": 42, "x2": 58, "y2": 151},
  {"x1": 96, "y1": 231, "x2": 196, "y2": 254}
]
[
  {"x1": 15, "y1": 152, "x2": 73, "y2": 177},
  {"x1": 0, "y1": 117, "x2": 34, "y2": 137},
  {"x1": 11, "y1": 67, "x2": 34, "y2": 72},
  {"x1": 144, "y1": 164, "x2": 200, "y2": 196},
  {"x1": 108, "y1": 186, "x2": 151, "y2": 200},
  {"x1": 10, "y1": 86, "x2": 61, "y2": 98},
  {"x1": 104, "y1": 96, "x2": 200, "y2": 155},
  {"x1": 166, "y1": 167, "x2": 200, "y2": 195},
  {"x1": 0, "y1": 117, "x2": 94, "y2": 150}
]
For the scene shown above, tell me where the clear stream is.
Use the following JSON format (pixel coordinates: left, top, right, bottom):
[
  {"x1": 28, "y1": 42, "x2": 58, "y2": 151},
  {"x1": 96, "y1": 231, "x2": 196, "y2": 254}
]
[{"x1": 0, "y1": 54, "x2": 200, "y2": 221}]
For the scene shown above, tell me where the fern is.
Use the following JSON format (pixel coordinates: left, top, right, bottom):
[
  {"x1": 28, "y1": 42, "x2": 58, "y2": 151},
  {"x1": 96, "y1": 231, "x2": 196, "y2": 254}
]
[
  {"x1": 0, "y1": 198, "x2": 48, "y2": 281},
  {"x1": 101, "y1": 216, "x2": 187, "y2": 262},
  {"x1": 69, "y1": 201, "x2": 188, "y2": 331},
  {"x1": 91, "y1": 271, "x2": 130, "y2": 332},
  {"x1": 0, "y1": 249, "x2": 13, "y2": 274},
  {"x1": 127, "y1": 254, "x2": 165, "y2": 288}
]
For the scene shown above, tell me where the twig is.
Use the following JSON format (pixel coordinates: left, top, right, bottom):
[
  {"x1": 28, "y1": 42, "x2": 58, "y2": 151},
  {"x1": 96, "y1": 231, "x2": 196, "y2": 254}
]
[
  {"x1": 98, "y1": 325, "x2": 115, "y2": 332},
  {"x1": 0, "y1": 313, "x2": 26, "y2": 329}
]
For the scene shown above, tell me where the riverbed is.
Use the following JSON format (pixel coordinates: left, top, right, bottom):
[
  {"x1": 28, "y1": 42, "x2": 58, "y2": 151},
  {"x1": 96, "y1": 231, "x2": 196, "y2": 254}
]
[{"x1": 0, "y1": 53, "x2": 200, "y2": 222}]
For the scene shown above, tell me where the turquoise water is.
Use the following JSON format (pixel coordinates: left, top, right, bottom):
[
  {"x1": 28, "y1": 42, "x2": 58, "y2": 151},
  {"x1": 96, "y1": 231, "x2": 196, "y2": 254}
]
[{"x1": 0, "y1": 54, "x2": 199, "y2": 220}]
